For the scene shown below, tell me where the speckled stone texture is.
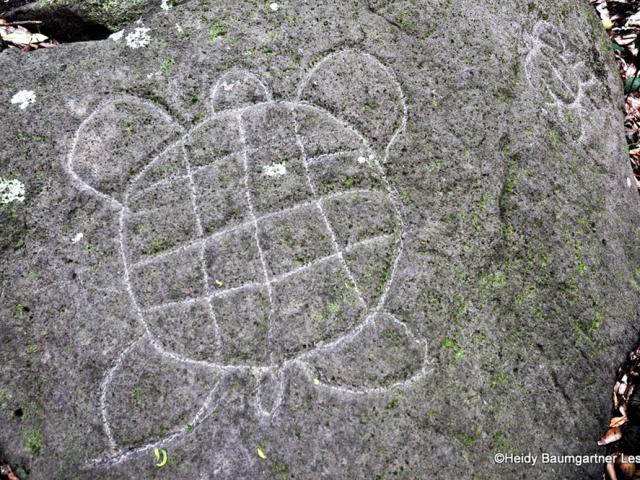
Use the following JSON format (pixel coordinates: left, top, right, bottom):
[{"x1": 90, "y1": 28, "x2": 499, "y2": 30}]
[{"x1": 1, "y1": 1, "x2": 640, "y2": 479}]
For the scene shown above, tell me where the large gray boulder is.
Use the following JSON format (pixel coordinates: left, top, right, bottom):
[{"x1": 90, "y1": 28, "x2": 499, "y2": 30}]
[{"x1": 1, "y1": 1, "x2": 639, "y2": 478}]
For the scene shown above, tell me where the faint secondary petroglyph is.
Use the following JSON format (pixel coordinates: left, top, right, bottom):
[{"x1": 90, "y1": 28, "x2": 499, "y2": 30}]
[
  {"x1": 524, "y1": 21, "x2": 598, "y2": 141},
  {"x1": 66, "y1": 50, "x2": 430, "y2": 468}
]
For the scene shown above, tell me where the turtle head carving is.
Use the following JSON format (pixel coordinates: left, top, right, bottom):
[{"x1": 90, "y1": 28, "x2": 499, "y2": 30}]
[
  {"x1": 67, "y1": 51, "x2": 427, "y2": 469},
  {"x1": 210, "y1": 70, "x2": 273, "y2": 112}
]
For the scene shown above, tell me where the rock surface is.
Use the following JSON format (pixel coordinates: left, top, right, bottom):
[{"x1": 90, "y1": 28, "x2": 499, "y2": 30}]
[{"x1": 1, "y1": 1, "x2": 640, "y2": 478}]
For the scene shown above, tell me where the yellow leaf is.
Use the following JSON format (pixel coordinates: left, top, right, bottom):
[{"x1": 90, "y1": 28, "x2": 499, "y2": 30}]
[
  {"x1": 257, "y1": 447, "x2": 267, "y2": 460},
  {"x1": 153, "y1": 447, "x2": 168, "y2": 467},
  {"x1": 313, "y1": 378, "x2": 321, "y2": 385}
]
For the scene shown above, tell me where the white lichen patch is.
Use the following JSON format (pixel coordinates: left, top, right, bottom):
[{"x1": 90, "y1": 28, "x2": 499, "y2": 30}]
[
  {"x1": 10, "y1": 90, "x2": 36, "y2": 110},
  {"x1": 109, "y1": 30, "x2": 124, "y2": 42},
  {"x1": 357, "y1": 154, "x2": 375, "y2": 164},
  {"x1": 126, "y1": 26, "x2": 151, "y2": 49},
  {"x1": 269, "y1": 2, "x2": 280, "y2": 11},
  {"x1": 160, "y1": 0, "x2": 171, "y2": 11},
  {"x1": 0, "y1": 177, "x2": 25, "y2": 205},
  {"x1": 175, "y1": 24, "x2": 184, "y2": 33},
  {"x1": 72, "y1": 232, "x2": 84, "y2": 244},
  {"x1": 262, "y1": 162, "x2": 287, "y2": 177}
]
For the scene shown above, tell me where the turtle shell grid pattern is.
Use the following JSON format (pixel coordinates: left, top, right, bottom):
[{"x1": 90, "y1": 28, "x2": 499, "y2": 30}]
[{"x1": 122, "y1": 103, "x2": 400, "y2": 366}]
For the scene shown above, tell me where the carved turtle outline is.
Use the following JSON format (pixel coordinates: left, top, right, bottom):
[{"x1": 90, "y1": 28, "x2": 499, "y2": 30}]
[{"x1": 66, "y1": 50, "x2": 430, "y2": 468}]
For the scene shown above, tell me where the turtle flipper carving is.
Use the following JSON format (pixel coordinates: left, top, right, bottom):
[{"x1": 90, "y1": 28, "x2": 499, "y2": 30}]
[
  {"x1": 67, "y1": 95, "x2": 184, "y2": 208},
  {"x1": 297, "y1": 49, "x2": 407, "y2": 161},
  {"x1": 67, "y1": 50, "x2": 428, "y2": 469},
  {"x1": 299, "y1": 312, "x2": 428, "y2": 393},
  {"x1": 95, "y1": 337, "x2": 226, "y2": 467}
]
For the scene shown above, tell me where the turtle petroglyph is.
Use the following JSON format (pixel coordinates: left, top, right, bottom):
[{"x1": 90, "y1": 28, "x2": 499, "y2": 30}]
[{"x1": 66, "y1": 50, "x2": 429, "y2": 468}]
